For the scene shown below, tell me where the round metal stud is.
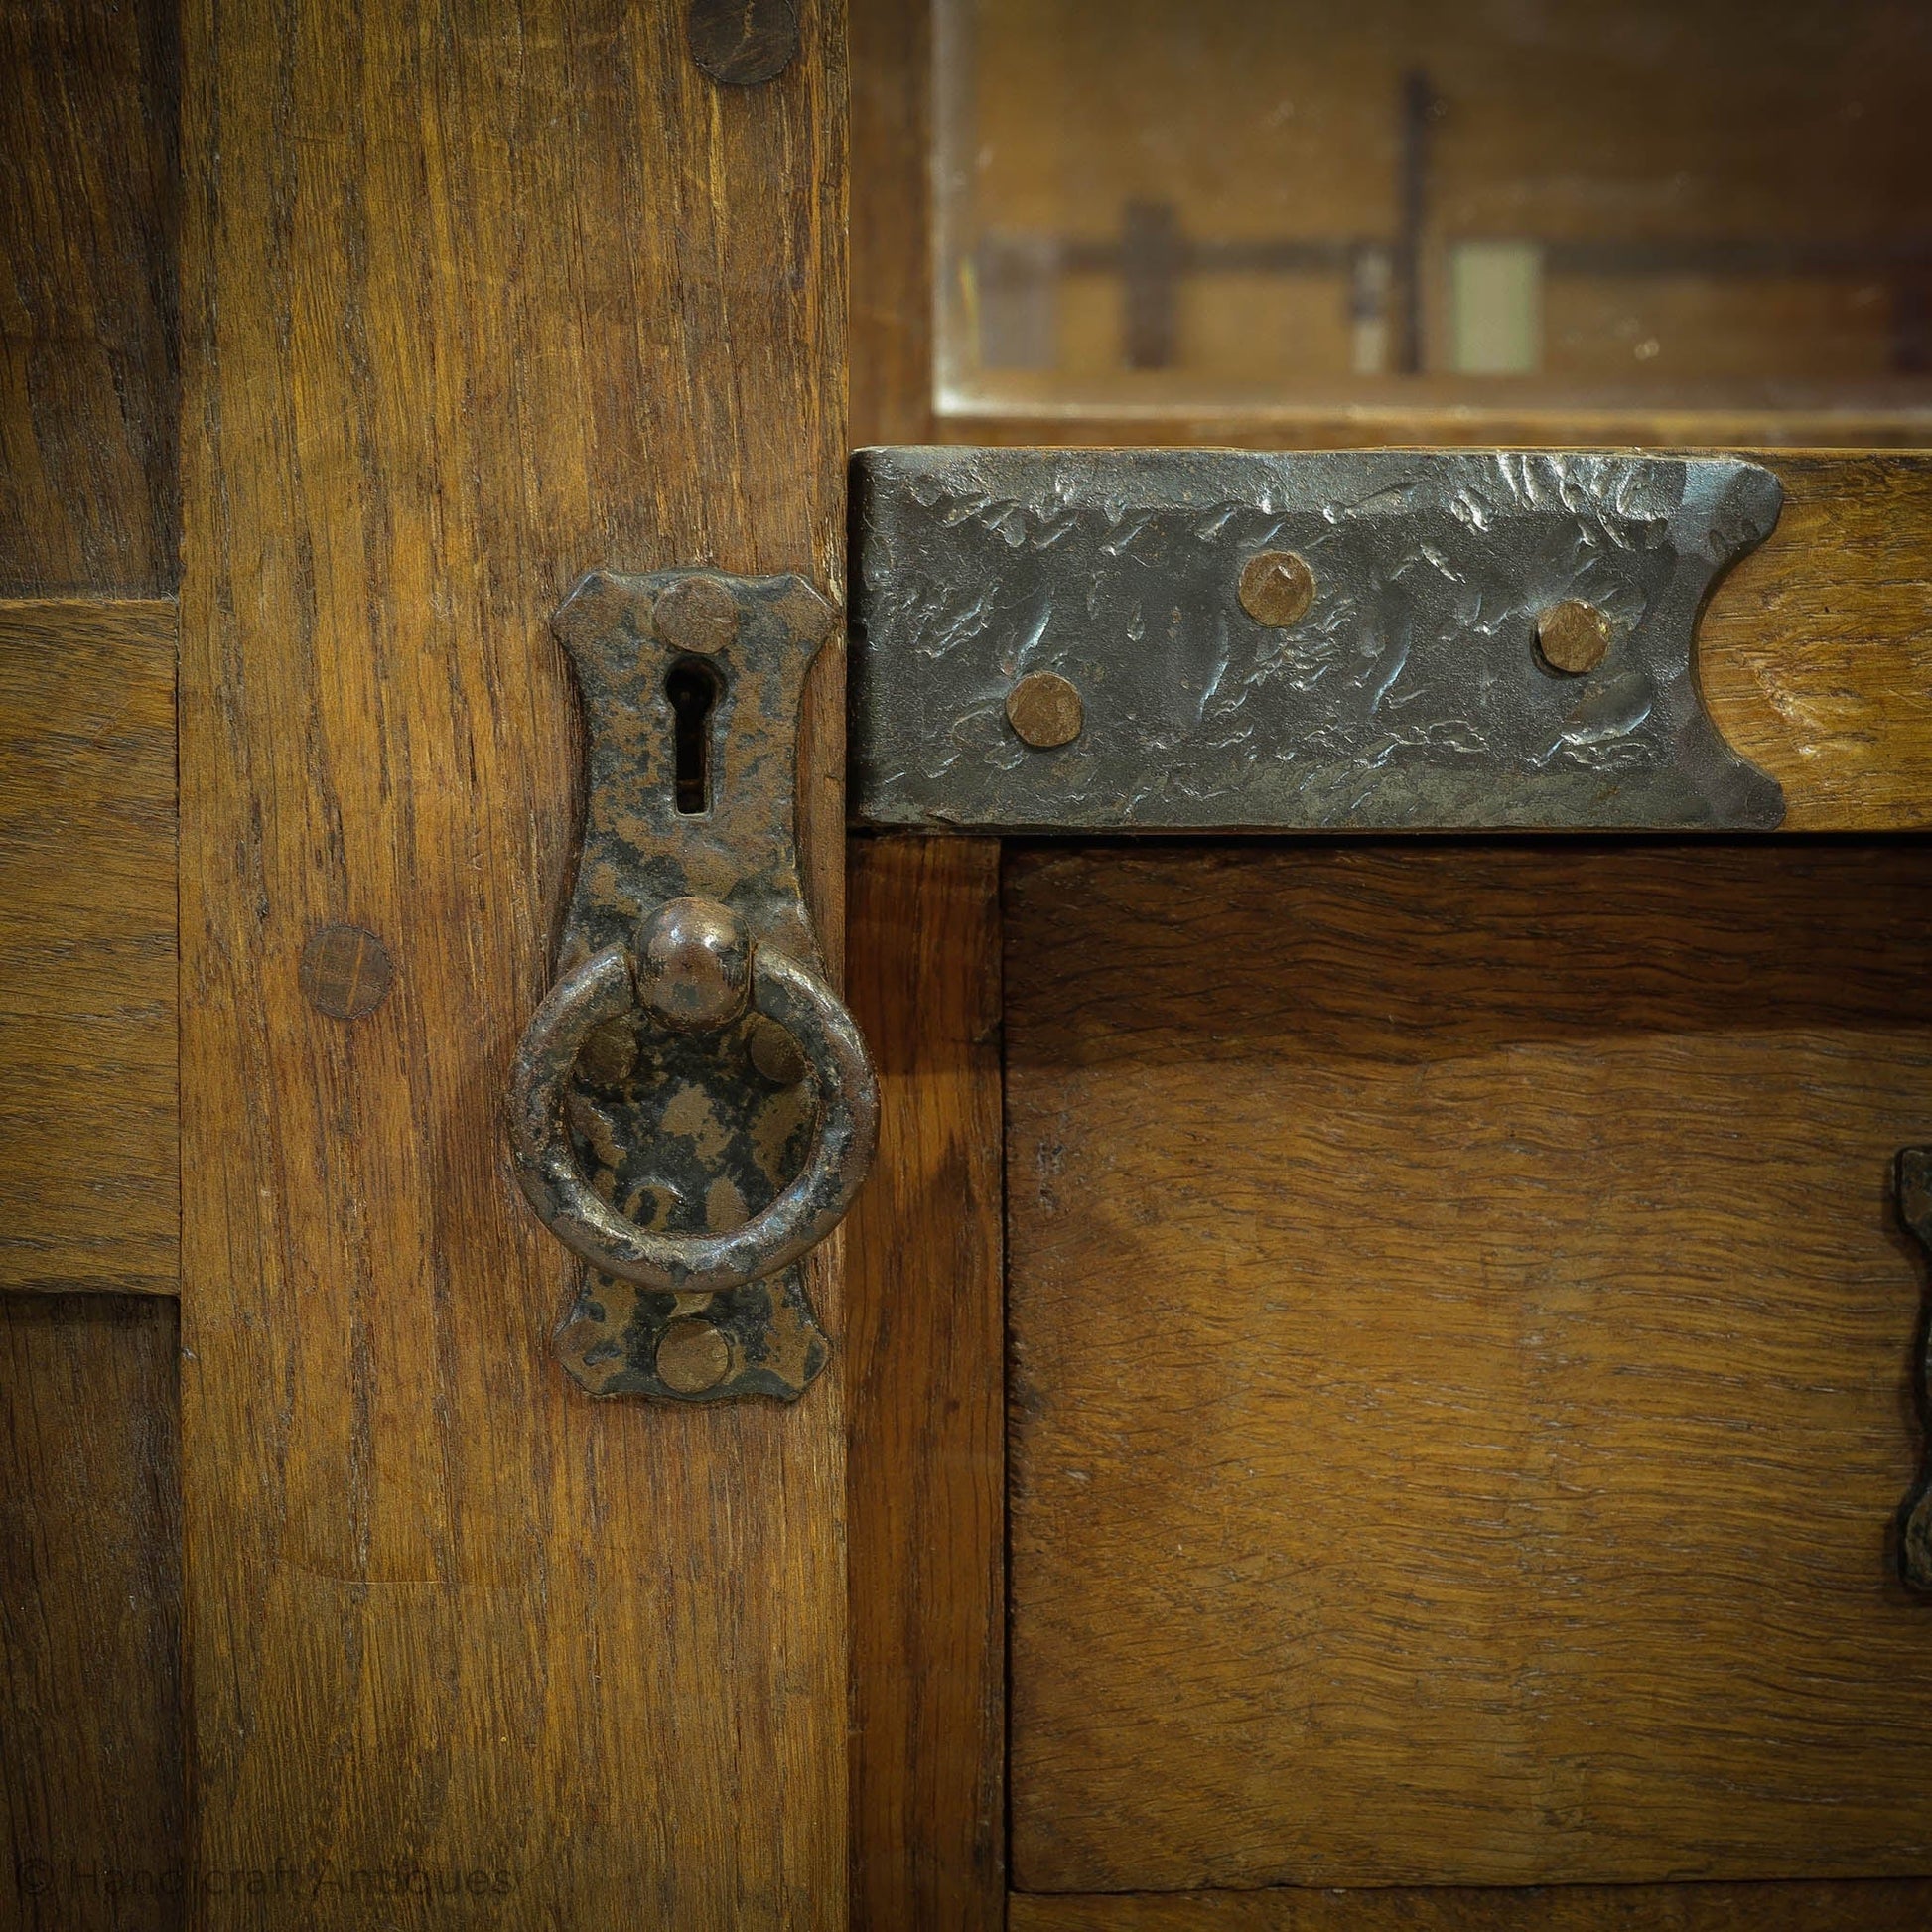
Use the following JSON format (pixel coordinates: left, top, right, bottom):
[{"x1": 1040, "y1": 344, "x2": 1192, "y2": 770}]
[
  {"x1": 1006, "y1": 671, "x2": 1083, "y2": 750},
  {"x1": 1537, "y1": 599, "x2": 1613, "y2": 675},
  {"x1": 635, "y1": 897, "x2": 750, "y2": 1033},
  {"x1": 1238, "y1": 550, "x2": 1316, "y2": 627},
  {"x1": 653, "y1": 577, "x2": 740, "y2": 655},
  {"x1": 656, "y1": 1317, "x2": 732, "y2": 1394}
]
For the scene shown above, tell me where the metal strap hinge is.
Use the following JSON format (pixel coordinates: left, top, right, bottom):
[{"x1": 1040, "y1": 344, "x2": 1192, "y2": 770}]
[{"x1": 847, "y1": 446, "x2": 1784, "y2": 833}]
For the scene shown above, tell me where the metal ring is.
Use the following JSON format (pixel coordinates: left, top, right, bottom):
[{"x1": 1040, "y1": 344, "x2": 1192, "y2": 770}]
[{"x1": 506, "y1": 940, "x2": 879, "y2": 1294}]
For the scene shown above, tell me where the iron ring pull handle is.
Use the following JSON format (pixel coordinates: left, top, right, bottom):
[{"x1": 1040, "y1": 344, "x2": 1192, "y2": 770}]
[{"x1": 507, "y1": 897, "x2": 879, "y2": 1295}]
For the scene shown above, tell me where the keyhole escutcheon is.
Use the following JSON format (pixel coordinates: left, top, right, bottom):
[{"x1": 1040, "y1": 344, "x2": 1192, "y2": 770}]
[{"x1": 665, "y1": 657, "x2": 722, "y2": 815}]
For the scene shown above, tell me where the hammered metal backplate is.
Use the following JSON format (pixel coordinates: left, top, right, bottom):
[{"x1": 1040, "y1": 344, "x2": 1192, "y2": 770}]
[
  {"x1": 542, "y1": 567, "x2": 836, "y2": 1402},
  {"x1": 850, "y1": 447, "x2": 1785, "y2": 832}
]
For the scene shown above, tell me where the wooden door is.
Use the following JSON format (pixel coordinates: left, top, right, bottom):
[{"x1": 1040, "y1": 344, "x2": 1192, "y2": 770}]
[
  {"x1": 4, "y1": 1, "x2": 853, "y2": 1925},
  {"x1": 844, "y1": 4, "x2": 1932, "y2": 1928}
]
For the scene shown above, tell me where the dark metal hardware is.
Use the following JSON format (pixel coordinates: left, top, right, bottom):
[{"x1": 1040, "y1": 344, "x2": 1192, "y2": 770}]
[
  {"x1": 1898, "y1": 1148, "x2": 1932, "y2": 1589},
  {"x1": 849, "y1": 446, "x2": 1784, "y2": 835},
  {"x1": 508, "y1": 568, "x2": 878, "y2": 1404}
]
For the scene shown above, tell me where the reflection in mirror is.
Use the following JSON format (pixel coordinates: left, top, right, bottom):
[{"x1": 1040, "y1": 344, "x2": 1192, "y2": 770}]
[{"x1": 933, "y1": 0, "x2": 1932, "y2": 429}]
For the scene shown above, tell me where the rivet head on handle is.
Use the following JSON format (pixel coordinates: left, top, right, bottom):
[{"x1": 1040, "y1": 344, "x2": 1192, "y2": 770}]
[
  {"x1": 656, "y1": 1317, "x2": 732, "y2": 1395},
  {"x1": 653, "y1": 576, "x2": 740, "y2": 655},
  {"x1": 635, "y1": 897, "x2": 750, "y2": 1032}
]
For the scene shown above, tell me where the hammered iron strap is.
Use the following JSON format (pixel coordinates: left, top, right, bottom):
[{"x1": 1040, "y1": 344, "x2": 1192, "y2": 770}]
[{"x1": 850, "y1": 447, "x2": 1785, "y2": 832}]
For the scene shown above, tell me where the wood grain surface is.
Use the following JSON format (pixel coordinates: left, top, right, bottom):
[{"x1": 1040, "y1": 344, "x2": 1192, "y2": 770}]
[
  {"x1": 846, "y1": 836, "x2": 1006, "y2": 1929},
  {"x1": 1006, "y1": 842, "x2": 1932, "y2": 1891},
  {"x1": 851, "y1": 0, "x2": 934, "y2": 447},
  {"x1": 178, "y1": 1, "x2": 850, "y2": 1923},
  {"x1": 1700, "y1": 455, "x2": 1932, "y2": 830},
  {"x1": 0, "y1": 4, "x2": 185, "y2": 1918},
  {"x1": 0, "y1": 600, "x2": 177, "y2": 1294},
  {"x1": 0, "y1": 0, "x2": 178, "y2": 596},
  {"x1": 1, "y1": 1294, "x2": 182, "y2": 1932},
  {"x1": 1009, "y1": 1880, "x2": 1932, "y2": 1932}
]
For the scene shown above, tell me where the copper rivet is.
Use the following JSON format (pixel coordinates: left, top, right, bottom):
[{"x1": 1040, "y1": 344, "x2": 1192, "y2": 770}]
[
  {"x1": 299, "y1": 923, "x2": 394, "y2": 1021},
  {"x1": 656, "y1": 1317, "x2": 731, "y2": 1395},
  {"x1": 1537, "y1": 599, "x2": 1613, "y2": 675},
  {"x1": 1005, "y1": 671, "x2": 1083, "y2": 750},
  {"x1": 1238, "y1": 549, "x2": 1316, "y2": 627},
  {"x1": 653, "y1": 577, "x2": 740, "y2": 655}
]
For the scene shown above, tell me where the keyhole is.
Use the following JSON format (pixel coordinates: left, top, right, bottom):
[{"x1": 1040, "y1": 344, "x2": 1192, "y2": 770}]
[{"x1": 665, "y1": 657, "x2": 721, "y2": 815}]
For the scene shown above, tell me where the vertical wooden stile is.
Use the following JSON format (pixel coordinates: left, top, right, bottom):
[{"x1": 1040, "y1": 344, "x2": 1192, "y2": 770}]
[{"x1": 178, "y1": 1, "x2": 851, "y2": 1922}]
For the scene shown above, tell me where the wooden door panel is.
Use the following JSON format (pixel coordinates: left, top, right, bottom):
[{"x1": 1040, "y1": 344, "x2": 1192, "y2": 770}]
[
  {"x1": 0, "y1": 0, "x2": 179, "y2": 599},
  {"x1": 1, "y1": 1293, "x2": 183, "y2": 1932},
  {"x1": 1006, "y1": 842, "x2": 1932, "y2": 1890},
  {"x1": 5, "y1": 0, "x2": 863, "y2": 1919},
  {"x1": 0, "y1": 600, "x2": 177, "y2": 1295},
  {"x1": 841, "y1": 5, "x2": 1932, "y2": 1921},
  {"x1": 846, "y1": 835, "x2": 1007, "y2": 1930},
  {"x1": 1008, "y1": 1879, "x2": 1932, "y2": 1930}
]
